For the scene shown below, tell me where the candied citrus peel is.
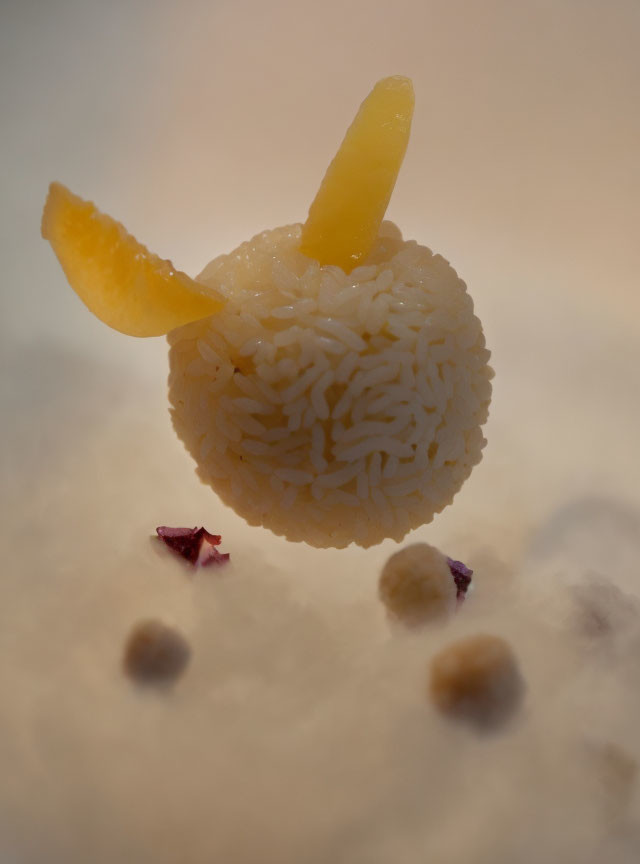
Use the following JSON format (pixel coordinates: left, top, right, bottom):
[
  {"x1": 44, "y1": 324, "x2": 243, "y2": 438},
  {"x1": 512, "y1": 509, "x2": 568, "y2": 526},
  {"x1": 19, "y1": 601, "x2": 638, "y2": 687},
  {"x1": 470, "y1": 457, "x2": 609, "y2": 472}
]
[
  {"x1": 299, "y1": 75, "x2": 414, "y2": 273},
  {"x1": 41, "y1": 182, "x2": 224, "y2": 337}
]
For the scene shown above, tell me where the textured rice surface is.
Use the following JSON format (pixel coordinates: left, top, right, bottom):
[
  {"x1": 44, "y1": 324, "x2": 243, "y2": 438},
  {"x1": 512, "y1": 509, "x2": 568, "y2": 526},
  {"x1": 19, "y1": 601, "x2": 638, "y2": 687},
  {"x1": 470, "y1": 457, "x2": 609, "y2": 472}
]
[{"x1": 168, "y1": 222, "x2": 492, "y2": 547}]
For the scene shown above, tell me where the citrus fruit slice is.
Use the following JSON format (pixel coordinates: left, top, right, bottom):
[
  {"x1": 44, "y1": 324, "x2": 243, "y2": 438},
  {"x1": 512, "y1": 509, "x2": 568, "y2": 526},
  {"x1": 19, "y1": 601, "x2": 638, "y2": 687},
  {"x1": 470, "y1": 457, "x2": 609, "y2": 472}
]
[
  {"x1": 41, "y1": 182, "x2": 224, "y2": 337},
  {"x1": 299, "y1": 75, "x2": 414, "y2": 273}
]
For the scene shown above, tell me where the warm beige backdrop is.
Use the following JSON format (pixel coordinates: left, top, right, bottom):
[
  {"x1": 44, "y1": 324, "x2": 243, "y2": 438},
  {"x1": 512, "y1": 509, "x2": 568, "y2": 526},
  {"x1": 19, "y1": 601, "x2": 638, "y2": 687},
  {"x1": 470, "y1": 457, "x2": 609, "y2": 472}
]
[
  {"x1": 3, "y1": 0, "x2": 638, "y2": 558},
  {"x1": 1, "y1": 1, "x2": 640, "y2": 862}
]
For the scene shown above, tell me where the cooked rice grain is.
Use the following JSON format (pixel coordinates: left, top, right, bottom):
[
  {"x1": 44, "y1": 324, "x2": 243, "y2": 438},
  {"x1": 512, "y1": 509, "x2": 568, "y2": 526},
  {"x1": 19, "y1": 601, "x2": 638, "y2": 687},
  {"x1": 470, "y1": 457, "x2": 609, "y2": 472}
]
[{"x1": 168, "y1": 223, "x2": 492, "y2": 547}]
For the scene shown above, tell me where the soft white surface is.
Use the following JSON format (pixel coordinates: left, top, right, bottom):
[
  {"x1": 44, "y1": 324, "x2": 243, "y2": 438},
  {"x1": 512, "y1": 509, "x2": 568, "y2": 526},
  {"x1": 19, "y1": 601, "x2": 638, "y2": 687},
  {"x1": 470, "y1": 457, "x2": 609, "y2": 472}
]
[{"x1": 1, "y1": 1, "x2": 640, "y2": 861}]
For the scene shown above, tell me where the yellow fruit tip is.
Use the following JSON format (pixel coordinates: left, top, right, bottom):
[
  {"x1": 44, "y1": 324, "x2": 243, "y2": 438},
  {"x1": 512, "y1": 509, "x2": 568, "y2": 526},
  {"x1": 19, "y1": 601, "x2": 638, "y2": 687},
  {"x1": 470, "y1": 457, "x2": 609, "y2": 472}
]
[
  {"x1": 45, "y1": 180, "x2": 65, "y2": 204},
  {"x1": 41, "y1": 183, "x2": 55, "y2": 239},
  {"x1": 376, "y1": 75, "x2": 414, "y2": 93},
  {"x1": 41, "y1": 181, "x2": 66, "y2": 238}
]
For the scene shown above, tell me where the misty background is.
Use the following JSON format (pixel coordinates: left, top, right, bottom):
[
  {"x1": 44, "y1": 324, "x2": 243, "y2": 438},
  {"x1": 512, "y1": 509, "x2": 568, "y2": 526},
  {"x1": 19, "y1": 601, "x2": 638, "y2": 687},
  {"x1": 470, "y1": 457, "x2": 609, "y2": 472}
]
[{"x1": 1, "y1": 1, "x2": 640, "y2": 861}]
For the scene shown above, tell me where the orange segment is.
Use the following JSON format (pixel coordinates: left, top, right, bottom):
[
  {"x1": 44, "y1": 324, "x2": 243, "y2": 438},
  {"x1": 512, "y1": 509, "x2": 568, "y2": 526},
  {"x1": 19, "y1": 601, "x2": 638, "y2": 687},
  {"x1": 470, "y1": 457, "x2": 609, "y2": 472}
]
[
  {"x1": 299, "y1": 76, "x2": 414, "y2": 273},
  {"x1": 41, "y1": 182, "x2": 224, "y2": 337}
]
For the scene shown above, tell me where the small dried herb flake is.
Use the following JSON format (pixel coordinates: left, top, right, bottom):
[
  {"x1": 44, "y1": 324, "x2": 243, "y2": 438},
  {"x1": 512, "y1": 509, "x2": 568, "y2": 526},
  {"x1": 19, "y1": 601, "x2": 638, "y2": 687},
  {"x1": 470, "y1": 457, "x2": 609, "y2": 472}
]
[{"x1": 447, "y1": 557, "x2": 473, "y2": 601}]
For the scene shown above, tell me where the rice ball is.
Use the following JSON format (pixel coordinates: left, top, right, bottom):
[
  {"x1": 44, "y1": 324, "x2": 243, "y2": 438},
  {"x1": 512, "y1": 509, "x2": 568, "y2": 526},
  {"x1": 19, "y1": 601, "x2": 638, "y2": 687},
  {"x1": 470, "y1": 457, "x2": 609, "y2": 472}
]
[
  {"x1": 429, "y1": 634, "x2": 523, "y2": 729},
  {"x1": 379, "y1": 543, "x2": 457, "y2": 626},
  {"x1": 168, "y1": 222, "x2": 492, "y2": 548}
]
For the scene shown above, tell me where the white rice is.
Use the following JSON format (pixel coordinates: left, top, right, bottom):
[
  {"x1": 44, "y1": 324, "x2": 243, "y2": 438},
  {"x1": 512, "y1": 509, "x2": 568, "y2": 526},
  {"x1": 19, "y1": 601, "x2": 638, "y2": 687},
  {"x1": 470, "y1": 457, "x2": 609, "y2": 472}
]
[{"x1": 167, "y1": 222, "x2": 493, "y2": 548}]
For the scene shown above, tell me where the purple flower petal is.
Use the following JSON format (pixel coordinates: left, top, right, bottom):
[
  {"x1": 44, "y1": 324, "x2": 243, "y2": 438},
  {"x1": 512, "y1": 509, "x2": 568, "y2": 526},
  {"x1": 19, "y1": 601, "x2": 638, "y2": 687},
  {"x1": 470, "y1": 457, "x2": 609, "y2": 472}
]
[
  {"x1": 200, "y1": 544, "x2": 231, "y2": 567},
  {"x1": 156, "y1": 526, "x2": 229, "y2": 567},
  {"x1": 447, "y1": 557, "x2": 473, "y2": 601},
  {"x1": 200, "y1": 528, "x2": 222, "y2": 546}
]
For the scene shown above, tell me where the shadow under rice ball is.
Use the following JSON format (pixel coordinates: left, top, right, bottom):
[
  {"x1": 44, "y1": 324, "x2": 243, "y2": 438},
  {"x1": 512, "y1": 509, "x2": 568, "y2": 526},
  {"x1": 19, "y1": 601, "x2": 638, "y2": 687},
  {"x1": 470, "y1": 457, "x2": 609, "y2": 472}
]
[
  {"x1": 379, "y1": 543, "x2": 457, "y2": 627},
  {"x1": 123, "y1": 619, "x2": 191, "y2": 685},
  {"x1": 429, "y1": 634, "x2": 524, "y2": 730}
]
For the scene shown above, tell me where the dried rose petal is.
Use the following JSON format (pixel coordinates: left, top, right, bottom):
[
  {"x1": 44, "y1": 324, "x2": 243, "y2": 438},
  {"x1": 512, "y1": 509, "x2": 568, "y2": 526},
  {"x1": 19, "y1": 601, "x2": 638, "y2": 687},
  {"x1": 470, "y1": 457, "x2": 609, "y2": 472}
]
[
  {"x1": 156, "y1": 526, "x2": 206, "y2": 563},
  {"x1": 200, "y1": 543, "x2": 230, "y2": 567},
  {"x1": 447, "y1": 557, "x2": 473, "y2": 601},
  {"x1": 200, "y1": 528, "x2": 222, "y2": 546},
  {"x1": 156, "y1": 526, "x2": 228, "y2": 567}
]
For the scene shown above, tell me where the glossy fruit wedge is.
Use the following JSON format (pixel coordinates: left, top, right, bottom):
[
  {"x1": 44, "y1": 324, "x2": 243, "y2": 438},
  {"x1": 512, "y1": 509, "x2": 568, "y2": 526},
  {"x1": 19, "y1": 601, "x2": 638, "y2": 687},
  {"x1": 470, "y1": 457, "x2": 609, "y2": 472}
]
[
  {"x1": 41, "y1": 182, "x2": 224, "y2": 337},
  {"x1": 299, "y1": 75, "x2": 414, "y2": 273}
]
